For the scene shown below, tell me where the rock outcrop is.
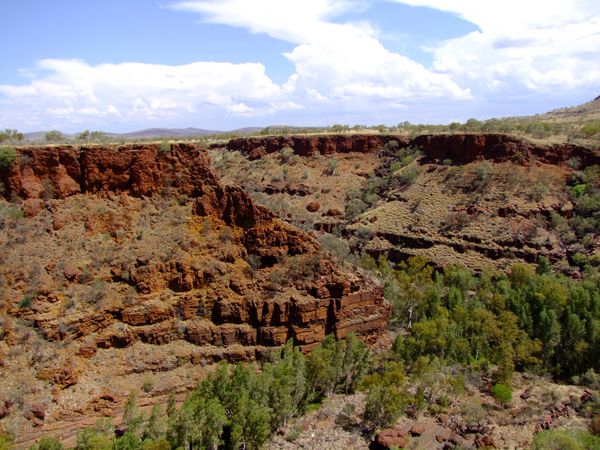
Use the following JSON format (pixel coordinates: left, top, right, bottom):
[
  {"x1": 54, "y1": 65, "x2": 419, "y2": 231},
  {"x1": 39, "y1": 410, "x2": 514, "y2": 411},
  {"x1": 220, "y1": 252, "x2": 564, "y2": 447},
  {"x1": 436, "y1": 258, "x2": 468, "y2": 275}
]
[
  {"x1": 223, "y1": 134, "x2": 401, "y2": 160},
  {"x1": 223, "y1": 133, "x2": 600, "y2": 167},
  {"x1": 0, "y1": 143, "x2": 389, "y2": 363},
  {"x1": 0, "y1": 143, "x2": 390, "y2": 436},
  {"x1": 0, "y1": 143, "x2": 217, "y2": 200},
  {"x1": 411, "y1": 133, "x2": 600, "y2": 166}
]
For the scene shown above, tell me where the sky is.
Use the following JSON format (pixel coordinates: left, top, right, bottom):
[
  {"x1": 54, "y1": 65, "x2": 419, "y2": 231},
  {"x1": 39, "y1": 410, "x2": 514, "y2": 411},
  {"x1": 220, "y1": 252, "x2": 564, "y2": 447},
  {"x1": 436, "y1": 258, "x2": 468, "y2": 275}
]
[{"x1": 0, "y1": 0, "x2": 599, "y2": 133}]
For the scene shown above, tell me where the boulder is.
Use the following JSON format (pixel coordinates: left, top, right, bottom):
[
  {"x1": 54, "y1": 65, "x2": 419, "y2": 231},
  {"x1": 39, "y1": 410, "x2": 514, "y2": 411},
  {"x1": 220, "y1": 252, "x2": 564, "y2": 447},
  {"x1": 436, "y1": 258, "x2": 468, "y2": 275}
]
[
  {"x1": 306, "y1": 201, "x2": 321, "y2": 212},
  {"x1": 374, "y1": 428, "x2": 408, "y2": 449}
]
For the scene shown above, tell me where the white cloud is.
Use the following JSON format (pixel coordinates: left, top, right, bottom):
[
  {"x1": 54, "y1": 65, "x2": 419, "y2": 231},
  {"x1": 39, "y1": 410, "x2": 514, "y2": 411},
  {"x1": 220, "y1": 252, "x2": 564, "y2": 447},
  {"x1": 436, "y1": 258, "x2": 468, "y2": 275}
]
[
  {"x1": 0, "y1": 58, "x2": 281, "y2": 129},
  {"x1": 0, "y1": 0, "x2": 598, "y2": 130},
  {"x1": 173, "y1": 0, "x2": 470, "y2": 104},
  {"x1": 393, "y1": 0, "x2": 600, "y2": 95}
]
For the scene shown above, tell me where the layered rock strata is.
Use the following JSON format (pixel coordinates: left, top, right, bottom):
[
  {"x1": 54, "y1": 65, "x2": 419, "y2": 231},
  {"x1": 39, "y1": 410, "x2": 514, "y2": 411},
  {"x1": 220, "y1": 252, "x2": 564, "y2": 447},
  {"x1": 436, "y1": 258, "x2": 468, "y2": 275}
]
[
  {"x1": 0, "y1": 143, "x2": 389, "y2": 435},
  {"x1": 224, "y1": 133, "x2": 600, "y2": 166}
]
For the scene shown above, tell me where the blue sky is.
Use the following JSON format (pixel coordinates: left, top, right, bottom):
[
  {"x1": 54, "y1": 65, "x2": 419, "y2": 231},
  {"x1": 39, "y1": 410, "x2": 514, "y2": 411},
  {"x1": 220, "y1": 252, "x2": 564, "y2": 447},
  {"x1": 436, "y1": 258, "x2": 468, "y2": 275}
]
[{"x1": 0, "y1": 0, "x2": 598, "y2": 132}]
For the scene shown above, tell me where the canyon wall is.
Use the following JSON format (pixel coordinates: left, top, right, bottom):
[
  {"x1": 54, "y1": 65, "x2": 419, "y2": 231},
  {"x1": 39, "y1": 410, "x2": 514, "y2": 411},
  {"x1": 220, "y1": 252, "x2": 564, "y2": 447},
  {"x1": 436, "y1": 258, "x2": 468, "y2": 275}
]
[
  {"x1": 0, "y1": 143, "x2": 389, "y2": 358},
  {"x1": 224, "y1": 133, "x2": 600, "y2": 166}
]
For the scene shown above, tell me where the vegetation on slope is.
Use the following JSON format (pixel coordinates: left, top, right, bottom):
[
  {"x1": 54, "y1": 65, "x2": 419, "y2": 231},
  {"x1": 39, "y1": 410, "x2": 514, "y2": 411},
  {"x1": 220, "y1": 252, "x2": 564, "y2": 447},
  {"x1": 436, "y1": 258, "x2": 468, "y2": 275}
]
[{"x1": 13, "y1": 256, "x2": 600, "y2": 448}]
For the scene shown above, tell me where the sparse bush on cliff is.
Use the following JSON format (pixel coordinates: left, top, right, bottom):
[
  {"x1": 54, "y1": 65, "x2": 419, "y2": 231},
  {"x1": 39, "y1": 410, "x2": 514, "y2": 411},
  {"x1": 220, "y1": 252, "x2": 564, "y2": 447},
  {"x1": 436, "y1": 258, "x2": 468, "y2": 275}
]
[
  {"x1": 491, "y1": 383, "x2": 512, "y2": 405},
  {"x1": 0, "y1": 146, "x2": 16, "y2": 169},
  {"x1": 325, "y1": 157, "x2": 339, "y2": 175},
  {"x1": 279, "y1": 147, "x2": 294, "y2": 164},
  {"x1": 29, "y1": 436, "x2": 65, "y2": 450},
  {"x1": 159, "y1": 141, "x2": 171, "y2": 153}
]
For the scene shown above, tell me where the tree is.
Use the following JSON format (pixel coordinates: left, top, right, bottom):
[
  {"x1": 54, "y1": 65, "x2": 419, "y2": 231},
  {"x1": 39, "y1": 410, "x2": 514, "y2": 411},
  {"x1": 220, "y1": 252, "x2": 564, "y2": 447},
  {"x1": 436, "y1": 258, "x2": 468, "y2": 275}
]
[
  {"x1": 0, "y1": 146, "x2": 16, "y2": 169},
  {"x1": 77, "y1": 130, "x2": 91, "y2": 142},
  {"x1": 122, "y1": 391, "x2": 142, "y2": 431},
  {"x1": 170, "y1": 395, "x2": 226, "y2": 449},
  {"x1": 362, "y1": 362, "x2": 409, "y2": 430},
  {"x1": 262, "y1": 340, "x2": 308, "y2": 427},
  {"x1": 539, "y1": 308, "x2": 561, "y2": 363},
  {"x1": 29, "y1": 436, "x2": 65, "y2": 450},
  {"x1": 75, "y1": 428, "x2": 113, "y2": 450},
  {"x1": 45, "y1": 130, "x2": 65, "y2": 143},
  {"x1": 143, "y1": 405, "x2": 166, "y2": 441},
  {"x1": 0, "y1": 129, "x2": 23, "y2": 144},
  {"x1": 230, "y1": 397, "x2": 271, "y2": 450}
]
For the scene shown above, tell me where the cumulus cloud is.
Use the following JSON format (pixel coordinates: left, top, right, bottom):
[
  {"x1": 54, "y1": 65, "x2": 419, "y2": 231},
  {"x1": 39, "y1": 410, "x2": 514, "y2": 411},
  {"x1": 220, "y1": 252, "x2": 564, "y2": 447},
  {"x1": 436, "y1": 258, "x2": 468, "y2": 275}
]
[
  {"x1": 173, "y1": 0, "x2": 470, "y2": 103},
  {"x1": 0, "y1": 58, "x2": 282, "y2": 129},
  {"x1": 0, "y1": 0, "x2": 598, "y2": 130},
  {"x1": 393, "y1": 0, "x2": 600, "y2": 95}
]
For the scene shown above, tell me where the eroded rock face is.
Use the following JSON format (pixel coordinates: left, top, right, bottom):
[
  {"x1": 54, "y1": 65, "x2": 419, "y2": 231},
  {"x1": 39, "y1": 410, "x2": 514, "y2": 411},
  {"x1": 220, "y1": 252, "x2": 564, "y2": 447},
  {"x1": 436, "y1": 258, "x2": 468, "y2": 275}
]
[
  {"x1": 0, "y1": 143, "x2": 217, "y2": 200},
  {"x1": 0, "y1": 143, "x2": 390, "y2": 416},
  {"x1": 223, "y1": 133, "x2": 600, "y2": 167},
  {"x1": 224, "y1": 135, "x2": 404, "y2": 160},
  {"x1": 411, "y1": 133, "x2": 600, "y2": 165}
]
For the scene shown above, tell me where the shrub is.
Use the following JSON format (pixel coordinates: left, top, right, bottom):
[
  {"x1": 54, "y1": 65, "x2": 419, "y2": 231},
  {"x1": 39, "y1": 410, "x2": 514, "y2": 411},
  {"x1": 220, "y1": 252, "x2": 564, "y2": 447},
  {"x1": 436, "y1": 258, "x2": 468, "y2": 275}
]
[
  {"x1": 30, "y1": 436, "x2": 65, "y2": 450},
  {"x1": 325, "y1": 157, "x2": 339, "y2": 176},
  {"x1": 531, "y1": 429, "x2": 600, "y2": 450},
  {"x1": 0, "y1": 433, "x2": 13, "y2": 450},
  {"x1": 159, "y1": 141, "x2": 171, "y2": 153},
  {"x1": 142, "y1": 377, "x2": 155, "y2": 393},
  {"x1": 19, "y1": 296, "x2": 33, "y2": 309},
  {"x1": 582, "y1": 121, "x2": 600, "y2": 137},
  {"x1": 491, "y1": 383, "x2": 512, "y2": 405},
  {"x1": 396, "y1": 166, "x2": 420, "y2": 187},
  {"x1": 361, "y1": 361, "x2": 409, "y2": 430},
  {"x1": 279, "y1": 147, "x2": 294, "y2": 164},
  {"x1": 0, "y1": 146, "x2": 16, "y2": 169}
]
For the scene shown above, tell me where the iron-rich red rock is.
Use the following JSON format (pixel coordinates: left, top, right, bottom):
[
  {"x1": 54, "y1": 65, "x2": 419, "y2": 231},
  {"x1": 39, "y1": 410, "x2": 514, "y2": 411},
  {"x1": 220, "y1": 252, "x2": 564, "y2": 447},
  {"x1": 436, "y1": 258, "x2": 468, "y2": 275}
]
[
  {"x1": 224, "y1": 133, "x2": 600, "y2": 167},
  {"x1": 306, "y1": 201, "x2": 321, "y2": 212},
  {"x1": 374, "y1": 428, "x2": 409, "y2": 449}
]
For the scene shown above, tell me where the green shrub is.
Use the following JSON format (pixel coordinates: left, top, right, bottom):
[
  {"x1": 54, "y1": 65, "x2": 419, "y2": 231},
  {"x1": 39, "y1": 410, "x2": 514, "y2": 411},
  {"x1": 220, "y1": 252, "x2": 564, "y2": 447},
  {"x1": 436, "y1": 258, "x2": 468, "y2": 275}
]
[
  {"x1": 325, "y1": 157, "x2": 339, "y2": 176},
  {"x1": 582, "y1": 121, "x2": 600, "y2": 137},
  {"x1": 142, "y1": 377, "x2": 155, "y2": 393},
  {"x1": 0, "y1": 146, "x2": 16, "y2": 169},
  {"x1": 19, "y1": 296, "x2": 33, "y2": 309},
  {"x1": 30, "y1": 436, "x2": 65, "y2": 450},
  {"x1": 0, "y1": 433, "x2": 13, "y2": 450},
  {"x1": 491, "y1": 383, "x2": 512, "y2": 405},
  {"x1": 396, "y1": 166, "x2": 420, "y2": 187},
  {"x1": 573, "y1": 184, "x2": 588, "y2": 197},
  {"x1": 531, "y1": 429, "x2": 600, "y2": 450},
  {"x1": 361, "y1": 361, "x2": 409, "y2": 430},
  {"x1": 279, "y1": 147, "x2": 294, "y2": 163},
  {"x1": 159, "y1": 141, "x2": 171, "y2": 153},
  {"x1": 591, "y1": 415, "x2": 600, "y2": 436}
]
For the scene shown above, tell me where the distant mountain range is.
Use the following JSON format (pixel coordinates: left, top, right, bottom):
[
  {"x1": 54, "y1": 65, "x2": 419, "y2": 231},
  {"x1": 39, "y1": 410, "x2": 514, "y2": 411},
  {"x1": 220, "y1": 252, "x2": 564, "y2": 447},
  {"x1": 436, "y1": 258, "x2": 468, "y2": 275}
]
[{"x1": 21, "y1": 125, "x2": 324, "y2": 142}]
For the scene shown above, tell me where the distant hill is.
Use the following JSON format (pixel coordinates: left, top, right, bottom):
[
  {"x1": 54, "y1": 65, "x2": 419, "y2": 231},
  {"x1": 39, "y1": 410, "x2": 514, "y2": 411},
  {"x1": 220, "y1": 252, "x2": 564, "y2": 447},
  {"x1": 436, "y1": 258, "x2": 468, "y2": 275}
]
[
  {"x1": 539, "y1": 95, "x2": 600, "y2": 121},
  {"x1": 20, "y1": 125, "x2": 321, "y2": 142},
  {"x1": 120, "y1": 127, "x2": 220, "y2": 138}
]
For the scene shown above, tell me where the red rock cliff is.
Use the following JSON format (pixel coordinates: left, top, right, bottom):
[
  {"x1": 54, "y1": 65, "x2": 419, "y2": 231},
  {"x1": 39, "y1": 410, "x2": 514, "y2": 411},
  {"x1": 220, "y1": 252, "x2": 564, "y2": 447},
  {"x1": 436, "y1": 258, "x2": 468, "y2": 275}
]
[
  {"x1": 223, "y1": 133, "x2": 600, "y2": 166},
  {"x1": 0, "y1": 143, "x2": 390, "y2": 356}
]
